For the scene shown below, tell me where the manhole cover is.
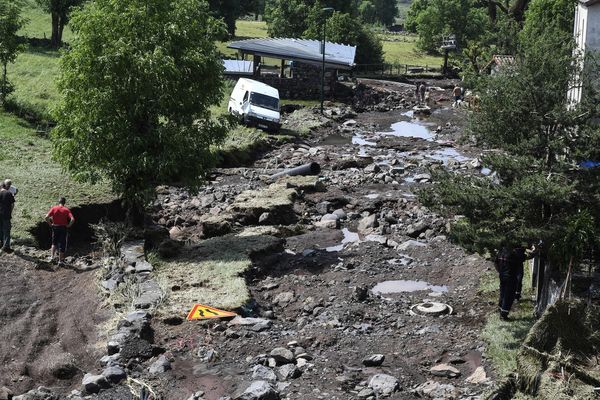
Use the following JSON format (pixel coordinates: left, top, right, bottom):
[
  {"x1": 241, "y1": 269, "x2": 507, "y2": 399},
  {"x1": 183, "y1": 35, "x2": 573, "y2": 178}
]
[{"x1": 410, "y1": 302, "x2": 452, "y2": 316}]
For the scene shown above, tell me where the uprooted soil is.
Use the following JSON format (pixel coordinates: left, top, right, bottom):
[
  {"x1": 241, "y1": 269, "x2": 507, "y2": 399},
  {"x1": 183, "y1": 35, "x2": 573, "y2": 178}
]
[{"x1": 0, "y1": 251, "x2": 111, "y2": 394}]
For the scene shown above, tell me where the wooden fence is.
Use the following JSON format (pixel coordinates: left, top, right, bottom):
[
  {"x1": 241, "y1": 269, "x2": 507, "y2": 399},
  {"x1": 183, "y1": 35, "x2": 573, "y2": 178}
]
[{"x1": 353, "y1": 63, "x2": 442, "y2": 78}]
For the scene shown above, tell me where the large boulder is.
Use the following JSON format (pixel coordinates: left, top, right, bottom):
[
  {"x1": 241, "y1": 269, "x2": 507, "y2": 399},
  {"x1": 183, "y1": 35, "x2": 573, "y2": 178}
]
[{"x1": 235, "y1": 381, "x2": 280, "y2": 400}]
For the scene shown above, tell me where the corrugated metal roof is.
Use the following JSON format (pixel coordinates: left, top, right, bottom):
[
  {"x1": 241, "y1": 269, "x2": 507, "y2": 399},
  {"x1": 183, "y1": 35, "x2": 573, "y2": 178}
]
[
  {"x1": 223, "y1": 59, "x2": 254, "y2": 75},
  {"x1": 580, "y1": 0, "x2": 600, "y2": 6},
  {"x1": 228, "y1": 38, "x2": 356, "y2": 69}
]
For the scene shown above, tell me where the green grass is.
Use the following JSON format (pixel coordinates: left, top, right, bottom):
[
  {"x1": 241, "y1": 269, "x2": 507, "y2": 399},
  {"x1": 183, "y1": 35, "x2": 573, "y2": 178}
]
[
  {"x1": 380, "y1": 34, "x2": 443, "y2": 66},
  {"x1": 480, "y1": 265, "x2": 537, "y2": 378},
  {"x1": 155, "y1": 229, "x2": 282, "y2": 315},
  {"x1": 0, "y1": 112, "x2": 112, "y2": 241},
  {"x1": 7, "y1": 47, "x2": 61, "y2": 121},
  {"x1": 17, "y1": 0, "x2": 74, "y2": 43}
]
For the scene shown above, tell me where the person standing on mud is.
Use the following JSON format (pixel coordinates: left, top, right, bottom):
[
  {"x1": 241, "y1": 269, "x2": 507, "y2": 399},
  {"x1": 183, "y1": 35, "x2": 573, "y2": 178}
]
[
  {"x1": 419, "y1": 82, "x2": 427, "y2": 104},
  {"x1": 45, "y1": 197, "x2": 75, "y2": 267},
  {"x1": 0, "y1": 183, "x2": 15, "y2": 253},
  {"x1": 452, "y1": 85, "x2": 462, "y2": 106},
  {"x1": 495, "y1": 246, "x2": 532, "y2": 320}
]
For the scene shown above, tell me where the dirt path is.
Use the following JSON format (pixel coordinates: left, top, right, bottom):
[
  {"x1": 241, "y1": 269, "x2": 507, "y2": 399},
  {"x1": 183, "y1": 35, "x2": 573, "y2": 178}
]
[{"x1": 0, "y1": 251, "x2": 111, "y2": 394}]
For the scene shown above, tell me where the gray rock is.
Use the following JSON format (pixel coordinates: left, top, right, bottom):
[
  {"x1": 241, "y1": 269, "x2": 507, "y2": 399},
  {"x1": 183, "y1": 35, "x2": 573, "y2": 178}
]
[
  {"x1": 321, "y1": 213, "x2": 339, "y2": 222},
  {"x1": 362, "y1": 354, "x2": 385, "y2": 367},
  {"x1": 273, "y1": 291, "x2": 294, "y2": 306},
  {"x1": 235, "y1": 381, "x2": 279, "y2": 400},
  {"x1": 430, "y1": 364, "x2": 461, "y2": 378},
  {"x1": 269, "y1": 348, "x2": 295, "y2": 365},
  {"x1": 252, "y1": 365, "x2": 277, "y2": 383},
  {"x1": 315, "y1": 219, "x2": 339, "y2": 229},
  {"x1": 82, "y1": 373, "x2": 110, "y2": 394},
  {"x1": 0, "y1": 387, "x2": 13, "y2": 400},
  {"x1": 133, "y1": 279, "x2": 163, "y2": 309},
  {"x1": 102, "y1": 366, "x2": 127, "y2": 384},
  {"x1": 413, "y1": 380, "x2": 458, "y2": 399},
  {"x1": 368, "y1": 374, "x2": 399, "y2": 397},
  {"x1": 315, "y1": 201, "x2": 332, "y2": 215},
  {"x1": 357, "y1": 388, "x2": 375, "y2": 399},
  {"x1": 149, "y1": 355, "x2": 171, "y2": 375},
  {"x1": 258, "y1": 213, "x2": 271, "y2": 224},
  {"x1": 186, "y1": 391, "x2": 206, "y2": 400},
  {"x1": 332, "y1": 209, "x2": 347, "y2": 220},
  {"x1": 358, "y1": 215, "x2": 378, "y2": 233},
  {"x1": 364, "y1": 164, "x2": 381, "y2": 173},
  {"x1": 277, "y1": 364, "x2": 301, "y2": 380},
  {"x1": 134, "y1": 260, "x2": 153, "y2": 273}
]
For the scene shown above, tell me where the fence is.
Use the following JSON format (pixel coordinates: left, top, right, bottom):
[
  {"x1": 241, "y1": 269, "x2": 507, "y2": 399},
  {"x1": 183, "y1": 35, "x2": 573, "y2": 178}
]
[{"x1": 353, "y1": 63, "x2": 442, "y2": 77}]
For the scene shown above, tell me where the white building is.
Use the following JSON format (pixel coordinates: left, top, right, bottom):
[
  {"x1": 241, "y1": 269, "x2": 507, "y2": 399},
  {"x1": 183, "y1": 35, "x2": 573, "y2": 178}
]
[{"x1": 568, "y1": 0, "x2": 600, "y2": 104}]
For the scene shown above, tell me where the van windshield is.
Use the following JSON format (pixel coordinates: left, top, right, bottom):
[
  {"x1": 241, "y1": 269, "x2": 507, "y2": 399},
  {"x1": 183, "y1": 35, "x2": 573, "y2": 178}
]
[{"x1": 250, "y1": 92, "x2": 279, "y2": 111}]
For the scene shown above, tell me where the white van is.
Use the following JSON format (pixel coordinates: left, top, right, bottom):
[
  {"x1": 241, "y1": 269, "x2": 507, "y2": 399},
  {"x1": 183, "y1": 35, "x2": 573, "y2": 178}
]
[{"x1": 228, "y1": 78, "x2": 281, "y2": 132}]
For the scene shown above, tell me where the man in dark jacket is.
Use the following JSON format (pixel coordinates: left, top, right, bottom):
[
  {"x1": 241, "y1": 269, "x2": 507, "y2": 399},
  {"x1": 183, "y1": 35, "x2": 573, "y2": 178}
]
[
  {"x1": 495, "y1": 247, "x2": 528, "y2": 320},
  {"x1": 0, "y1": 183, "x2": 15, "y2": 253}
]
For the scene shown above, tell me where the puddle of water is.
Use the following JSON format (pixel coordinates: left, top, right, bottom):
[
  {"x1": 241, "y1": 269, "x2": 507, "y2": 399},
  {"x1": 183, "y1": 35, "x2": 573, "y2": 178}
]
[
  {"x1": 372, "y1": 280, "x2": 448, "y2": 294},
  {"x1": 321, "y1": 134, "x2": 351, "y2": 145},
  {"x1": 428, "y1": 148, "x2": 471, "y2": 164},
  {"x1": 352, "y1": 135, "x2": 377, "y2": 146},
  {"x1": 326, "y1": 228, "x2": 361, "y2": 252},
  {"x1": 381, "y1": 121, "x2": 434, "y2": 141}
]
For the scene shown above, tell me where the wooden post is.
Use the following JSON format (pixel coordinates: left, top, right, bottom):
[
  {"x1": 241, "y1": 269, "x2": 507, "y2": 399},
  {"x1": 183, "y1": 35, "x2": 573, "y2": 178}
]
[{"x1": 280, "y1": 59, "x2": 285, "y2": 78}]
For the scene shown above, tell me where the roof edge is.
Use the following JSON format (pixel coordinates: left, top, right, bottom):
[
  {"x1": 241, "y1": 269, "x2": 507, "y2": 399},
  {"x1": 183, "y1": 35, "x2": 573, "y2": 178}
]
[{"x1": 580, "y1": 0, "x2": 600, "y2": 6}]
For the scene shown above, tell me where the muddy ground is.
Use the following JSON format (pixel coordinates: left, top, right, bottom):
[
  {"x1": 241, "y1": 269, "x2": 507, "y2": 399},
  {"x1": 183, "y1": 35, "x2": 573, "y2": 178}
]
[
  {"x1": 147, "y1": 80, "x2": 498, "y2": 400},
  {"x1": 0, "y1": 79, "x2": 502, "y2": 400}
]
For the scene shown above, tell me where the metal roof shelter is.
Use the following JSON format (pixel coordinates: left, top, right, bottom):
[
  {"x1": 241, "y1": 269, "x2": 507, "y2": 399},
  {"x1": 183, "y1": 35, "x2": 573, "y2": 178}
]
[
  {"x1": 228, "y1": 38, "x2": 356, "y2": 70},
  {"x1": 223, "y1": 60, "x2": 254, "y2": 76}
]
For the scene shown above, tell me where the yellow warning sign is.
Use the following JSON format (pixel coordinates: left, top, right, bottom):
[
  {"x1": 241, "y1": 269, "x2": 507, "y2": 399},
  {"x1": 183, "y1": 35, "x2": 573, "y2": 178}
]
[{"x1": 186, "y1": 304, "x2": 237, "y2": 321}]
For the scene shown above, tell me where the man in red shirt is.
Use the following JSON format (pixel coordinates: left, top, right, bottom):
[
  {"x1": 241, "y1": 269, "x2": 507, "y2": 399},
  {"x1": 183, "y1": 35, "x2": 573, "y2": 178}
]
[{"x1": 45, "y1": 197, "x2": 75, "y2": 266}]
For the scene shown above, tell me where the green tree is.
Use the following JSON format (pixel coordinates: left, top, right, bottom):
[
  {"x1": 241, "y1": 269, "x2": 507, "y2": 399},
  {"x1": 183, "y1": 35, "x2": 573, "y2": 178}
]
[
  {"x1": 208, "y1": 0, "x2": 241, "y2": 38},
  {"x1": 264, "y1": 0, "x2": 361, "y2": 37},
  {"x1": 371, "y1": 0, "x2": 398, "y2": 26},
  {"x1": 35, "y1": 0, "x2": 84, "y2": 47},
  {"x1": 0, "y1": 0, "x2": 26, "y2": 105},
  {"x1": 420, "y1": 1, "x2": 600, "y2": 270},
  {"x1": 408, "y1": 0, "x2": 488, "y2": 53},
  {"x1": 358, "y1": 1, "x2": 377, "y2": 24},
  {"x1": 303, "y1": 6, "x2": 384, "y2": 64},
  {"x1": 264, "y1": 0, "x2": 310, "y2": 37},
  {"x1": 52, "y1": 0, "x2": 229, "y2": 218}
]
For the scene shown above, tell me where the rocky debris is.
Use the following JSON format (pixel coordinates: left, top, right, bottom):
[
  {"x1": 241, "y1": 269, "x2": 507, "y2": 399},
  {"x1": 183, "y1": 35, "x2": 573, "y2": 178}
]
[
  {"x1": 0, "y1": 387, "x2": 12, "y2": 400},
  {"x1": 252, "y1": 365, "x2": 277, "y2": 383},
  {"x1": 358, "y1": 214, "x2": 378, "y2": 234},
  {"x1": 82, "y1": 374, "x2": 110, "y2": 394},
  {"x1": 229, "y1": 317, "x2": 273, "y2": 332},
  {"x1": 430, "y1": 364, "x2": 461, "y2": 378},
  {"x1": 148, "y1": 354, "x2": 171, "y2": 375},
  {"x1": 186, "y1": 391, "x2": 206, "y2": 400},
  {"x1": 12, "y1": 387, "x2": 59, "y2": 400},
  {"x1": 362, "y1": 354, "x2": 385, "y2": 367},
  {"x1": 276, "y1": 364, "x2": 301, "y2": 381},
  {"x1": 235, "y1": 381, "x2": 280, "y2": 400},
  {"x1": 269, "y1": 348, "x2": 295, "y2": 365},
  {"x1": 413, "y1": 381, "x2": 459, "y2": 399},
  {"x1": 102, "y1": 366, "x2": 127, "y2": 384},
  {"x1": 368, "y1": 374, "x2": 400, "y2": 397},
  {"x1": 465, "y1": 366, "x2": 488, "y2": 384}
]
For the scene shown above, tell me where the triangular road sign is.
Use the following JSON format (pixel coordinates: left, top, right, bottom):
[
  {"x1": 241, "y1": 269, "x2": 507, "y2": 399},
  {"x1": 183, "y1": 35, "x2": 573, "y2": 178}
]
[{"x1": 186, "y1": 303, "x2": 237, "y2": 321}]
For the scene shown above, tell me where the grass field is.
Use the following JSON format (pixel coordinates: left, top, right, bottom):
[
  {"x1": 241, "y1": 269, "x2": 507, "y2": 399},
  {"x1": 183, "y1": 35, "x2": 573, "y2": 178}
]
[{"x1": 0, "y1": 112, "x2": 112, "y2": 241}]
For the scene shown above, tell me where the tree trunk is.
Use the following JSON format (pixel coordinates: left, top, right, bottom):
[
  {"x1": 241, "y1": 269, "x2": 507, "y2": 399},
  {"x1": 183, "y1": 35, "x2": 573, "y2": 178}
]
[
  {"x1": 1, "y1": 63, "x2": 7, "y2": 105},
  {"x1": 488, "y1": 2, "x2": 497, "y2": 24},
  {"x1": 510, "y1": 0, "x2": 530, "y2": 22},
  {"x1": 51, "y1": 12, "x2": 61, "y2": 47},
  {"x1": 58, "y1": 18, "x2": 65, "y2": 45}
]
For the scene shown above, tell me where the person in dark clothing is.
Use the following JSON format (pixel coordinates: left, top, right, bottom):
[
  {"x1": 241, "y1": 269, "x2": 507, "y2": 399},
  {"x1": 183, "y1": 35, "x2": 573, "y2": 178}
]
[
  {"x1": 0, "y1": 183, "x2": 15, "y2": 252},
  {"x1": 495, "y1": 247, "x2": 528, "y2": 320}
]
